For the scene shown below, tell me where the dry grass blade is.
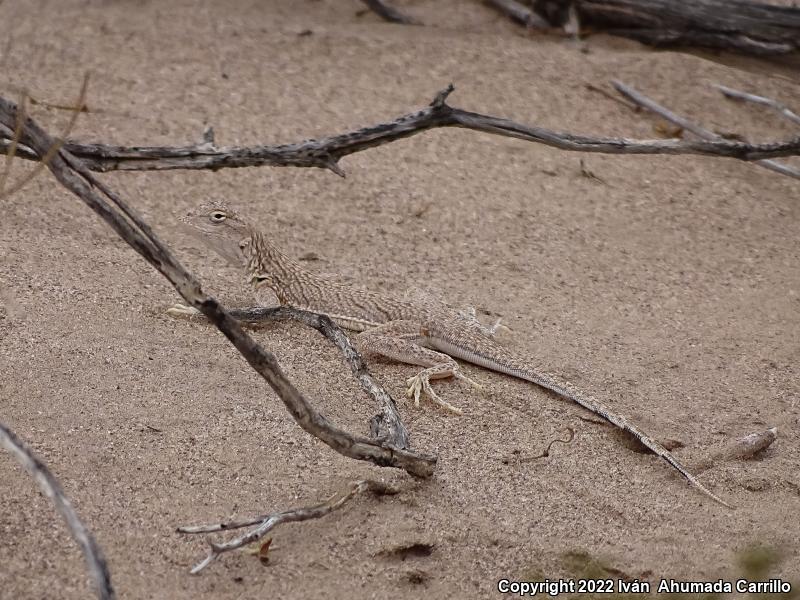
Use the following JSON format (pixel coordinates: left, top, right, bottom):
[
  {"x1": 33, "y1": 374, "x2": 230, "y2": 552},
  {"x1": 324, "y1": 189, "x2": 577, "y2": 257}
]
[
  {"x1": 0, "y1": 72, "x2": 89, "y2": 200},
  {"x1": 0, "y1": 89, "x2": 25, "y2": 195}
]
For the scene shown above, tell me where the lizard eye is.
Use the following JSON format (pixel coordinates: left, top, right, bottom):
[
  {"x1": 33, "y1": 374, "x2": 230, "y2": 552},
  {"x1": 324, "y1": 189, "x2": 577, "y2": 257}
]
[{"x1": 209, "y1": 210, "x2": 227, "y2": 223}]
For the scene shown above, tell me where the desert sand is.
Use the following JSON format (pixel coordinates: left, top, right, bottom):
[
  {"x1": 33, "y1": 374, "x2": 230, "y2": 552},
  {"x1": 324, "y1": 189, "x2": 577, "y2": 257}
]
[{"x1": 0, "y1": 1, "x2": 798, "y2": 598}]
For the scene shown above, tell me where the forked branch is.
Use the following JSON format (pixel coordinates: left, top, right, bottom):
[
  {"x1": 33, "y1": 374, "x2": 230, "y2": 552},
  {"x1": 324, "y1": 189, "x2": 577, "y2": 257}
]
[
  {"x1": 177, "y1": 479, "x2": 398, "y2": 573},
  {"x1": 612, "y1": 80, "x2": 800, "y2": 180},
  {"x1": 183, "y1": 305, "x2": 411, "y2": 449},
  {"x1": 2, "y1": 86, "x2": 799, "y2": 177},
  {"x1": 0, "y1": 94, "x2": 436, "y2": 478}
]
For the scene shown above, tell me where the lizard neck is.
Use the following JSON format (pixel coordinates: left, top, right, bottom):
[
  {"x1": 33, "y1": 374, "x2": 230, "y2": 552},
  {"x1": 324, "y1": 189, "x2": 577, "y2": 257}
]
[{"x1": 243, "y1": 229, "x2": 317, "y2": 304}]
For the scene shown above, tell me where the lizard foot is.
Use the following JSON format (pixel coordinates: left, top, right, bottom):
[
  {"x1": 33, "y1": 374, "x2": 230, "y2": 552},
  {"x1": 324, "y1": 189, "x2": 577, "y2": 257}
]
[
  {"x1": 406, "y1": 371, "x2": 463, "y2": 415},
  {"x1": 457, "y1": 307, "x2": 511, "y2": 339},
  {"x1": 486, "y1": 317, "x2": 512, "y2": 338}
]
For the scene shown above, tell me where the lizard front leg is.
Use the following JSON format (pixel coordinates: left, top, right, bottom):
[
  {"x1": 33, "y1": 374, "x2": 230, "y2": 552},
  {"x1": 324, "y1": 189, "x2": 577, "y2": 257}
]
[{"x1": 166, "y1": 303, "x2": 279, "y2": 323}]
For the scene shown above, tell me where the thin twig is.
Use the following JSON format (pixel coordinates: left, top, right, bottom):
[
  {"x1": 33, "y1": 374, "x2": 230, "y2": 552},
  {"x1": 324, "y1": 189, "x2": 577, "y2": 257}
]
[
  {"x1": 2, "y1": 85, "x2": 799, "y2": 177},
  {"x1": 714, "y1": 84, "x2": 800, "y2": 127},
  {"x1": 0, "y1": 89, "x2": 25, "y2": 195},
  {"x1": 520, "y1": 426, "x2": 575, "y2": 462},
  {"x1": 611, "y1": 80, "x2": 800, "y2": 181},
  {"x1": 180, "y1": 305, "x2": 411, "y2": 449},
  {"x1": 0, "y1": 422, "x2": 115, "y2": 600},
  {"x1": 484, "y1": 0, "x2": 550, "y2": 29},
  {"x1": 178, "y1": 479, "x2": 397, "y2": 573},
  {"x1": 0, "y1": 94, "x2": 436, "y2": 479},
  {"x1": 584, "y1": 82, "x2": 638, "y2": 111},
  {"x1": 360, "y1": 0, "x2": 421, "y2": 25}
]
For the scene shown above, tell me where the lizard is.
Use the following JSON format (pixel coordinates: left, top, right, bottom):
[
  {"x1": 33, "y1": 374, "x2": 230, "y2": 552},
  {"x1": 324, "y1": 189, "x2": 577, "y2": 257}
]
[{"x1": 169, "y1": 201, "x2": 731, "y2": 508}]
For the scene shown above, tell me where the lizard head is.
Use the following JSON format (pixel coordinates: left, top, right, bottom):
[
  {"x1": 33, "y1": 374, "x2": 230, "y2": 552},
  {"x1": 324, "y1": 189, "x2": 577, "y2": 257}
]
[{"x1": 182, "y1": 201, "x2": 251, "y2": 266}]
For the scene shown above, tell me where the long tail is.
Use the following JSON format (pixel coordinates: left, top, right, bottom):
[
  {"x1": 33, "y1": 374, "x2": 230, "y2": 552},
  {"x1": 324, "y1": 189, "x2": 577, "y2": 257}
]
[
  {"x1": 436, "y1": 336, "x2": 732, "y2": 508},
  {"x1": 518, "y1": 367, "x2": 732, "y2": 508}
]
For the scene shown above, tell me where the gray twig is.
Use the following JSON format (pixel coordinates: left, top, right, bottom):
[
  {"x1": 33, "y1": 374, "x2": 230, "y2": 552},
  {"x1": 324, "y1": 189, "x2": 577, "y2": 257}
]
[
  {"x1": 177, "y1": 479, "x2": 398, "y2": 573},
  {"x1": 0, "y1": 422, "x2": 115, "y2": 600},
  {"x1": 204, "y1": 306, "x2": 410, "y2": 449},
  {"x1": 360, "y1": 0, "x2": 421, "y2": 25},
  {"x1": 2, "y1": 85, "x2": 799, "y2": 177},
  {"x1": 611, "y1": 80, "x2": 800, "y2": 181},
  {"x1": 484, "y1": 0, "x2": 550, "y2": 29},
  {"x1": 714, "y1": 84, "x2": 800, "y2": 127}
]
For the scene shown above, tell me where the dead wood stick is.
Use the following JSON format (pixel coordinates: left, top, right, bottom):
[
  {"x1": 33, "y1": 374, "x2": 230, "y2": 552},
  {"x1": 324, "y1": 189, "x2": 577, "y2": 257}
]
[
  {"x1": 693, "y1": 427, "x2": 778, "y2": 473},
  {"x1": 532, "y1": 0, "x2": 800, "y2": 56},
  {"x1": 199, "y1": 306, "x2": 410, "y2": 449},
  {"x1": 0, "y1": 422, "x2": 115, "y2": 600},
  {"x1": 360, "y1": 0, "x2": 420, "y2": 25},
  {"x1": 611, "y1": 80, "x2": 800, "y2": 181},
  {"x1": 177, "y1": 479, "x2": 397, "y2": 574},
  {"x1": 2, "y1": 86, "x2": 799, "y2": 177},
  {"x1": 714, "y1": 84, "x2": 800, "y2": 127},
  {"x1": 484, "y1": 0, "x2": 550, "y2": 29},
  {"x1": 0, "y1": 95, "x2": 436, "y2": 479}
]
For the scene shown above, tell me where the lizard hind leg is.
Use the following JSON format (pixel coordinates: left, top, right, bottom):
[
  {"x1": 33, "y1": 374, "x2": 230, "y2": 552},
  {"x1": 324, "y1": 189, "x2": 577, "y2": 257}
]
[
  {"x1": 357, "y1": 320, "x2": 481, "y2": 415},
  {"x1": 405, "y1": 365, "x2": 482, "y2": 414},
  {"x1": 404, "y1": 287, "x2": 510, "y2": 340},
  {"x1": 406, "y1": 366, "x2": 463, "y2": 414}
]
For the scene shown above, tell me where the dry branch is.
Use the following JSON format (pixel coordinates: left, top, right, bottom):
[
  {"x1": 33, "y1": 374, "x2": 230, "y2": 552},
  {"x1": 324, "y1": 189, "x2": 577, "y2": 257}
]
[
  {"x1": 0, "y1": 422, "x2": 115, "y2": 600},
  {"x1": 0, "y1": 94, "x2": 436, "y2": 478},
  {"x1": 360, "y1": 0, "x2": 420, "y2": 25},
  {"x1": 715, "y1": 84, "x2": 800, "y2": 127},
  {"x1": 177, "y1": 479, "x2": 397, "y2": 573},
  {"x1": 2, "y1": 86, "x2": 799, "y2": 178},
  {"x1": 0, "y1": 73, "x2": 89, "y2": 200},
  {"x1": 531, "y1": 0, "x2": 800, "y2": 56},
  {"x1": 611, "y1": 80, "x2": 800, "y2": 180},
  {"x1": 485, "y1": 0, "x2": 550, "y2": 29},
  {"x1": 203, "y1": 306, "x2": 410, "y2": 449}
]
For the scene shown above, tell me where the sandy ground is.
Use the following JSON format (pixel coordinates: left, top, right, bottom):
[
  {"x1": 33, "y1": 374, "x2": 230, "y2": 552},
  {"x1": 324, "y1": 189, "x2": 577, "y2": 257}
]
[{"x1": 1, "y1": 1, "x2": 799, "y2": 598}]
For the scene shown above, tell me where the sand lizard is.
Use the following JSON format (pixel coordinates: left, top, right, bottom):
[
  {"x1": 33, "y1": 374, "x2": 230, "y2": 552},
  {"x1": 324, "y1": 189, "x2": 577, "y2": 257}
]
[{"x1": 169, "y1": 201, "x2": 730, "y2": 508}]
